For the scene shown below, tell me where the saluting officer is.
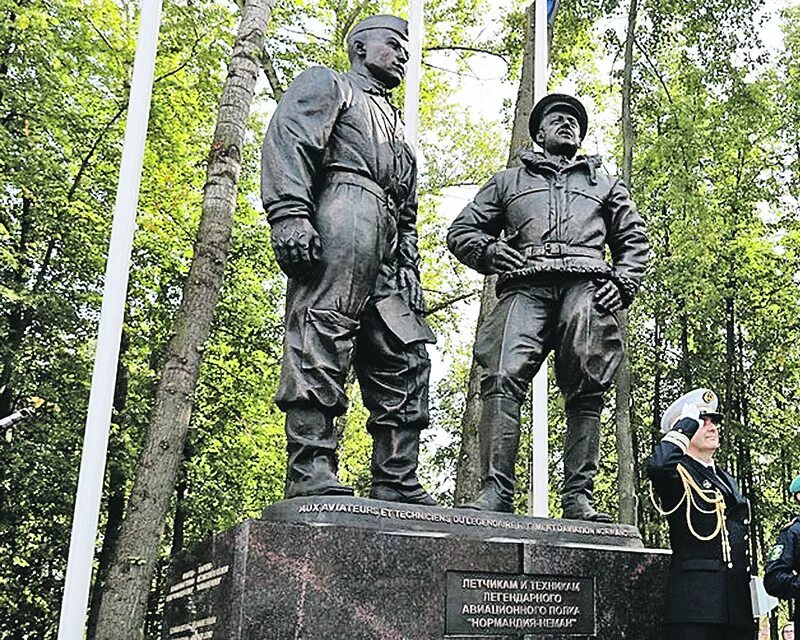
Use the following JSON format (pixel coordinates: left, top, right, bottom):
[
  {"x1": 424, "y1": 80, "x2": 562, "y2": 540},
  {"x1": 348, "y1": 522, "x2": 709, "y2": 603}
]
[
  {"x1": 647, "y1": 388, "x2": 755, "y2": 640},
  {"x1": 764, "y1": 475, "x2": 800, "y2": 634}
]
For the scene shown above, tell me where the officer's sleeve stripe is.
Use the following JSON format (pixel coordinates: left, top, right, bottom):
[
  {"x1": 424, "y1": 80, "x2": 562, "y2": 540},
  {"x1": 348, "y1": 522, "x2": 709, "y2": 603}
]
[{"x1": 661, "y1": 431, "x2": 689, "y2": 453}]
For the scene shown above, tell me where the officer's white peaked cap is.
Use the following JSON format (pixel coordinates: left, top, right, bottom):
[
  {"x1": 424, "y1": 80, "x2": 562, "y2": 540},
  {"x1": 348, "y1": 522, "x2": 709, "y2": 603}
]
[{"x1": 660, "y1": 388, "x2": 724, "y2": 434}]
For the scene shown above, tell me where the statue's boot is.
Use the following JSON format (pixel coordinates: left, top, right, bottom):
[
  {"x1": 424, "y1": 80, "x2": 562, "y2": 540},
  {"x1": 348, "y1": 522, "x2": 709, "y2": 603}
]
[
  {"x1": 284, "y1": 405, "x2": 354, "y2": 499},
  {"x1": 460, "y1": 396, "x2": 521, "y2": 513},
  {"x1": 561, "y1": 408, "x2": 613, "y2": 523},
  {"x1": 369, "y1": 428, "x2": 437, "y2": 505}
]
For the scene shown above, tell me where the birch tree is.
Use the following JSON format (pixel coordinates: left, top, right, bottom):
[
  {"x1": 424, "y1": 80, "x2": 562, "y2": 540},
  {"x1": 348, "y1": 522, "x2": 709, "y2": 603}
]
[{"x1": 92, "y1": 1, "x2": 274, "y2": 636}]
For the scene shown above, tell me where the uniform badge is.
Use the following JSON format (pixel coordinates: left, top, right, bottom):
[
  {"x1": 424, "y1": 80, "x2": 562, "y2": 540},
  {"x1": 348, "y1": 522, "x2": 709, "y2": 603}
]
[
  {"x1": 769, "y1": 544, "x2": 784, "y2": 561},
  {"x1": 702, "y1": 479, "x2": 712, "y2": 489},
  {"x1": 703, "y1": 390, "x2": 714, "y2": 404}
]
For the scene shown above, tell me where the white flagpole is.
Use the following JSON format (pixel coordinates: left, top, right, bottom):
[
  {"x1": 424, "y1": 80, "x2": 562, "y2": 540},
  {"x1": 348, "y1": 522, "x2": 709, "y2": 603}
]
[
  {"x1": 57, "y1": 1, "x2": 163, "y2": 637},
  {"x1": 404, "y1": 0, "x2": 424, "y2": 150},
  {"x1": 529, "y1": 0, "x2": 550, "y2": 518}
]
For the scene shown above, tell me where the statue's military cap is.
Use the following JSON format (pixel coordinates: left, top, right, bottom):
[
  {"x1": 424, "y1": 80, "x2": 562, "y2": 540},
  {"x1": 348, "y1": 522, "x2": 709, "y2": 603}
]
[
  {"x1": 660, "y1": 388, "x2": 724, "y2": 433},
  {"x1": 348, "y1": 15, "x2": 409, "y2": 43},
  {"x1": 529, "y1": 93, "x2": 589, "y2": 142}
]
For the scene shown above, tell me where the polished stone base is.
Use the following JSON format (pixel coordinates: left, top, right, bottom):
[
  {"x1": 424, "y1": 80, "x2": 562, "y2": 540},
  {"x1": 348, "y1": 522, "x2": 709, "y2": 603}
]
[{"x1": 161, "y1": 499, "x2": 670, "y2": 640}]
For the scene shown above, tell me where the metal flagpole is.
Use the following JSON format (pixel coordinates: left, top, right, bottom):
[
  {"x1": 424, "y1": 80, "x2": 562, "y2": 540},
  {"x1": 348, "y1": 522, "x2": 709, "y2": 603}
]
[
  {"x1": 57, "y1": 0, "x2": 163, "y2": 637},
  {"x1": 404, "y1": 0, "x2": 424, "y2": 150},
  {"x1": 529, "y1": 0, "x2": 550, "y2": 518}
]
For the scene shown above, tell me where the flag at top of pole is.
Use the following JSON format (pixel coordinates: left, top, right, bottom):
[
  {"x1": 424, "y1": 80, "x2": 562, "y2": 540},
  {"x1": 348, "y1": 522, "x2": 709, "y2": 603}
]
[{"x1": 548, "y1": 0, "x2": 559, "y2": 24}]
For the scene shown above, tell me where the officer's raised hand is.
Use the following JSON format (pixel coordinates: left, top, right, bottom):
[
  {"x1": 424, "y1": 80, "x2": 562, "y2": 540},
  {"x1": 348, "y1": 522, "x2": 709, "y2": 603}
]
[
  {"x1": 270, "y1": 217, "x2": 322, "y2": 278},
  {"x1": 593, "y1": 279, "x2": 623, "y2": 312},
  {"x1": 485, "y1": 241, "x2": 525, "y2": 273},
  {"x1": 673, "y1": 402, "x2": 702, "y2": 438},
  {"x1": 397, "y1": 265, "x2": 425, "y2": 314}
]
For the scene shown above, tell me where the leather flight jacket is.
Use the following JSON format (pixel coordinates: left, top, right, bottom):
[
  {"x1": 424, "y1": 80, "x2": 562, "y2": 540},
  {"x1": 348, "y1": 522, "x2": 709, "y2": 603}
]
[{"x1": 447, "y1": 150, "x2": 649, "y2": 307}]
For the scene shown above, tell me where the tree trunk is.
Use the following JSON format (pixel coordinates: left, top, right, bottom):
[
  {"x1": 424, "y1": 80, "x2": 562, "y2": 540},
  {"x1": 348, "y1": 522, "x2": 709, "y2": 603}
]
[
  {"x1": 720, "y1": 290, "x2": 735, "y2": 465},
  {"x1": 453, "y1": 2, "x2": 541, "y2": 504},
  {"x1": 92, "y1": 2, "x2": 274, "y2": 637},
  {"x1": 615, "y1": 0, "x2": 639, "y2": 526}
]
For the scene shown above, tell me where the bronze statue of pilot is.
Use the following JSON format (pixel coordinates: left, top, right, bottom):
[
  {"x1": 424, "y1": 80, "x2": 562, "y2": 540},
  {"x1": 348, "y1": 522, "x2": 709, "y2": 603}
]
[
  {"x1": 261, "y1": 15, "x2": 436, "y2": 504},
  {"x1": 447, "y1": 94, "x2": 650, "y2": 521}
]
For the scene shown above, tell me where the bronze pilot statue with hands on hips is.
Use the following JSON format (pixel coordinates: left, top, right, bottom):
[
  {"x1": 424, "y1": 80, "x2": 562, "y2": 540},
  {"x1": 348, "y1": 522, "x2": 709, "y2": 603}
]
[
  {"x1": 261, "y1": 15, "x2": 436, "y2": 505},
  {"x1": 647, "y1": 388, "x2": 756, "y2": 640},
  {"x1": 447, "y1": 93, "x2": 649, "y2": 521}
]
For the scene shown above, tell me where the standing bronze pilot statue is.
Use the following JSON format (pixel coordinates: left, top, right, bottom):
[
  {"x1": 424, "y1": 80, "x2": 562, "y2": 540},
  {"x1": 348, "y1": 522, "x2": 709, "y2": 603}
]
[
  {"x1": 261, "y1": 15, "x2": 436, "y2": 504},
  {"x1": 448, "y1": 94, "x2": 649, "y2": 521}
]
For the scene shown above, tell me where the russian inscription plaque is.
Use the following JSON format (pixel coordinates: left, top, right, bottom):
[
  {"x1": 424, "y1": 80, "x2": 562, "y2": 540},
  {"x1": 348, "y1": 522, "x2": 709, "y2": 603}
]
[{"x1": 445, "y1": 571, "x2": 595, "y2": 636}]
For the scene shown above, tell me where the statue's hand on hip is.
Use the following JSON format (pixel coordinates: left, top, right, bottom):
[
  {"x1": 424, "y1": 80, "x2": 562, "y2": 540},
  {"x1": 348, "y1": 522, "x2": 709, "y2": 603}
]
[
  {"x1": 593, "y1": 279, "x2": 623, "y2": 313},
  {"x1": 270, "y1": 217, "x2": 323, "y2": 279},
  {"x1": 397, "y1": 265, "x2": 425, "y2": 314},
  {"x1": 485, "y1": 241, "x2": 525, "y2": 273}
]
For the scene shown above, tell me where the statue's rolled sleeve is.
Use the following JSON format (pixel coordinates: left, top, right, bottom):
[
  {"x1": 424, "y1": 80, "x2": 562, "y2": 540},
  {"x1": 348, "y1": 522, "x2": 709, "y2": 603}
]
[
  {"x1": 447, "y1": 177, "x2": 505, "y2": 274},
  {"x1": 260, "y1": 66, "x2": 345, "y2": 224},
  {"x1": 604, "y1": 179, "x2": 650, "y2": 307}
]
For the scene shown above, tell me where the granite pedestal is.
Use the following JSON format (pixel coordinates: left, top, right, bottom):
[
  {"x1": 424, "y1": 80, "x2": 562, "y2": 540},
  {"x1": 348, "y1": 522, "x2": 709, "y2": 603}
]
[{"x1": 162, "y1": 497, "x2": 670, "y2": 640}]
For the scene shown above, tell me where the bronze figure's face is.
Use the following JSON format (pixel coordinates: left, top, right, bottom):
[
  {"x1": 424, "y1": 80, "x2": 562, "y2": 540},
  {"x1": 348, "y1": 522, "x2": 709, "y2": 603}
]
[
  {"x1": 536, "y1": 109, "x2": 582, "y2": 157},
  {"x1": 359, "y1": 28, "x2": 409, "y2": 88}
]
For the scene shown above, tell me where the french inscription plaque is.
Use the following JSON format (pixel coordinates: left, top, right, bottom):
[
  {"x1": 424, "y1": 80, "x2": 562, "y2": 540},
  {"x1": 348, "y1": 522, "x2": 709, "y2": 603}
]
[{"x1": 446, "y1": 571, "x2": 595, "y2": 636}]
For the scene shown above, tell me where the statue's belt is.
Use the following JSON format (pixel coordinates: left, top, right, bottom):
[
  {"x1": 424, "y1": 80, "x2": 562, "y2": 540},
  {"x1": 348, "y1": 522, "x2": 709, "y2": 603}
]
[
  {"x1": 324, "y1": 170, "x2": 399, "y2": 216},
  {"x1": 515, "y1": 242, "x2": 604, "y2": 260}
]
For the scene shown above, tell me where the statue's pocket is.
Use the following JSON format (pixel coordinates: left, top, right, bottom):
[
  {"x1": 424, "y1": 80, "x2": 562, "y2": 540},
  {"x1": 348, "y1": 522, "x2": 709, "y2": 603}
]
[{"x1": 300, "y1": 308, "x2": 358, "y2": 374}]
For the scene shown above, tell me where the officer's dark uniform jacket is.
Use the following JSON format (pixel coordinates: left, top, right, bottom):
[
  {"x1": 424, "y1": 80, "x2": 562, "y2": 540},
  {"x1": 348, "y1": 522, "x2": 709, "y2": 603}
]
[
  {"x1": 261, "y1": 65, "x2": 432, "y2": 419},
  {"x1": 647, "y1": 419, "x2": 755, "y2": 631},
  {"x1": 765, "y1": 515, "x2": 800, "y2": 632},
  {"x1": 447, "y1": 150, "x2": 649, "y2": 306}
]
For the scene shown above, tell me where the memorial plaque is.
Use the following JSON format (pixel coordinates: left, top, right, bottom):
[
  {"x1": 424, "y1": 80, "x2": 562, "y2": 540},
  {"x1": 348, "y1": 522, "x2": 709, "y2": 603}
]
[{"x1": 445, "y1": 571, "x2": 595, "y2": 636}]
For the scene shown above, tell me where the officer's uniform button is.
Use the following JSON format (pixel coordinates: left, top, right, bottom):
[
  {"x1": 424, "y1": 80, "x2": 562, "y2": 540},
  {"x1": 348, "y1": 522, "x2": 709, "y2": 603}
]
[
  {"x1": 728, "y1": 562, "x2": 734, "y2": 569},
  {"x1": 744, "y1": 519, "x2": 749, "y2": 525}
]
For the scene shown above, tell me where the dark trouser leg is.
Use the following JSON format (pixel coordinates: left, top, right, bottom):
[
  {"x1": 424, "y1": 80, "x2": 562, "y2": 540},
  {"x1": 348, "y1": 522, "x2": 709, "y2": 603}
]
[
  {"x1": 284, "y1": 404, "x2": 354, "y2": 498},
  {"x1": 274, "y1": 184, "x2": 391, "y2": 499},
  {"x1": 461, "y1": 290, "x2": 554, "y2": 513},
  {"x1": 355, "y1": 304, "x2": 436, "y2": 505},
  {"x1": 561, "y1": 394, "x2": 611, "y2": 522},
  {"x1": 460, "y1": 395, "x2": 522, "y2": 512},
  {"x1": 556, "y1": 280, "x2": 624, "y2": 522}
]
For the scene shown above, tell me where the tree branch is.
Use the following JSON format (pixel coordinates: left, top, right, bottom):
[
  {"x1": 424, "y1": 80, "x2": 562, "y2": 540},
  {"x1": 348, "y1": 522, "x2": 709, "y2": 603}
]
[
  {"x1": 260, "y1": 47, "x2": 284, "y2": 100},
  {"x1": 424, "y1": 289, "x2": 481, "y2": 316},
  {"x1": 634, "y1": 39, "x2": 673, "y2": 104},
  {"x1": 424, "y1": 45, "x2": 508, "y2": 65}
]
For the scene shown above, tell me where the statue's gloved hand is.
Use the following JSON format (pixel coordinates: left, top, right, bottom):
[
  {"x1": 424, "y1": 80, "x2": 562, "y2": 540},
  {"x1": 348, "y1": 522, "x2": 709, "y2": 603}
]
[
  {"x1": 270, "y1": 217, "x2": 322, "y2": 278},
  {"x1": 397, "y1": 265, "x2": 425, "y2": 314},
  {"x1": 593, "y1": 279, "x2": 623, "y2": 313},
  {"x1": 485, "y1": 241, "x2": 525, "y2": 273}
]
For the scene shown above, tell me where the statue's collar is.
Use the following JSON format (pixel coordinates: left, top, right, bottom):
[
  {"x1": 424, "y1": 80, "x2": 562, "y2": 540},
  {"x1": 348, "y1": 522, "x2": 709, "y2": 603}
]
[
  {"x1": 519, "y1": 149, "x2": 602, "y2": 173},
  {"x1": 347, "y1": 70, "x2": 392, "y2": 97}
]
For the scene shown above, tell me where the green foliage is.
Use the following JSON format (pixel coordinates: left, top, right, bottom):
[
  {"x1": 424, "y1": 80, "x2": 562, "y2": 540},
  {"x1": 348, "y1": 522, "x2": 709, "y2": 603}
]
[{"x1": 8, "y1": 0, "x2": 800, "y2": 635}]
